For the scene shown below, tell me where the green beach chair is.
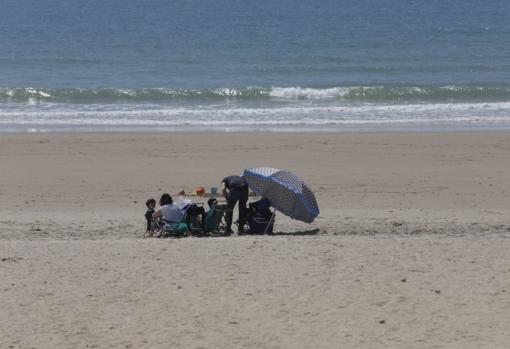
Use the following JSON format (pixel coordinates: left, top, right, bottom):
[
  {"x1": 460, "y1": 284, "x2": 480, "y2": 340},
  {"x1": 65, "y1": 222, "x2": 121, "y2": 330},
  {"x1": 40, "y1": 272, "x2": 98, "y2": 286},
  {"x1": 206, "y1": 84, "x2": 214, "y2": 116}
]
[
  {"x1": 203, "y1": 202, "x2": 228, "y2": 236},
  {"x1": 158, "y1": 218, "x2": 189, "y2": 237}
]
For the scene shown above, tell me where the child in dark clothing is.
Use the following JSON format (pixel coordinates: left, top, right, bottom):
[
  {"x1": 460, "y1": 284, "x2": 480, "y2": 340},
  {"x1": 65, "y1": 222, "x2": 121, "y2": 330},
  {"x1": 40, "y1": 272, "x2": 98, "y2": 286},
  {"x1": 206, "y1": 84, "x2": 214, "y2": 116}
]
[{"x1": 144, "y1": 198, "x2": 156, "y2": 237}]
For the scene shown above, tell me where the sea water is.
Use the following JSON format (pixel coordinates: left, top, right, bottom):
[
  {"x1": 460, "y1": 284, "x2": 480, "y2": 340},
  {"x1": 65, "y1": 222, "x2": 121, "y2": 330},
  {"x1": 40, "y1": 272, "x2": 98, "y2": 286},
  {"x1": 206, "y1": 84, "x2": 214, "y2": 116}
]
[{"x1": 1, "y1": 0, "x2": 510, "y2": 132}]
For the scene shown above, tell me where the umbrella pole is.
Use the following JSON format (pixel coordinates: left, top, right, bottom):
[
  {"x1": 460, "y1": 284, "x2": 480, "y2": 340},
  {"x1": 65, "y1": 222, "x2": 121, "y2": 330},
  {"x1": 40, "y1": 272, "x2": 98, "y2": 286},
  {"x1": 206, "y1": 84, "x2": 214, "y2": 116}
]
[{"x1": 264, "y1": 211, "x2": 275, "y2": 235}]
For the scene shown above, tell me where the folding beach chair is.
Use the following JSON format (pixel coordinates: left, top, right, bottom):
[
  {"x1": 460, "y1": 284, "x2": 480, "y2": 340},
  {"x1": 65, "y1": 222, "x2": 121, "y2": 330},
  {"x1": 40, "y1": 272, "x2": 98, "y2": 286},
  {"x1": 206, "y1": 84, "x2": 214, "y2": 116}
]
[
  {"x1": 157, "y1": 218, "x2": 189, "y2": 237},
  {"x1": 183, "y1": 203, "x2": 206, "y2": 236},
  {"x1": 244, "y1": 198, "x2": 275, "y2": 234},
  {"x1": 203, "y1": 201, "x2": 229, "y2": 236},
  {"x1": 155, "y1": 202, "x2": 206, "y2": 237}
]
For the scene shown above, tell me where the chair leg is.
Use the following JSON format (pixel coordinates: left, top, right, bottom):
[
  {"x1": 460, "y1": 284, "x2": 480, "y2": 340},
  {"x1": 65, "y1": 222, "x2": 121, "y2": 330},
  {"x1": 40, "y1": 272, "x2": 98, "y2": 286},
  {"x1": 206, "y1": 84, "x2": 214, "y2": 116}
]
[{"x1": 263, "y1": 212, "x2": 275, "y2": 235}]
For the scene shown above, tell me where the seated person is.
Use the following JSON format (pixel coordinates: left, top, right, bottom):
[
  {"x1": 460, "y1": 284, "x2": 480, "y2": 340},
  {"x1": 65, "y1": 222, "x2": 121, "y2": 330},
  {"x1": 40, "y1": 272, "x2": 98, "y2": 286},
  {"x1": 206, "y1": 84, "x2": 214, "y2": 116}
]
[
  {"x1": 177, "y1": 198, "x2": 205, "y2": 232},
  {"x1": 177, "y1": 197, "x2": 193, "y2": 215},
  {"x1": 207, "y1": 198, "x2": 218, "y2": 211},
  {"x1": 247, "y1": 198, "x2": 274, "y2": 234},
  {"x1": 152, "y1": 193, "x2": 185, "y2": 233},
  {"x1": 203, "y1": 198, "x2": 227, "y2": 233}
]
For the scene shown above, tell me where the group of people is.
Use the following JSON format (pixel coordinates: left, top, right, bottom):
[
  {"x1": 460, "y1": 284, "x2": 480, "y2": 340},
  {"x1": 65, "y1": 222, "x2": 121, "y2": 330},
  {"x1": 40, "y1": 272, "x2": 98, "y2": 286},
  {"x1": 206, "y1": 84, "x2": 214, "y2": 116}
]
[{"x1": 144, "y1": 175, "x2": 252, "y2": 237}]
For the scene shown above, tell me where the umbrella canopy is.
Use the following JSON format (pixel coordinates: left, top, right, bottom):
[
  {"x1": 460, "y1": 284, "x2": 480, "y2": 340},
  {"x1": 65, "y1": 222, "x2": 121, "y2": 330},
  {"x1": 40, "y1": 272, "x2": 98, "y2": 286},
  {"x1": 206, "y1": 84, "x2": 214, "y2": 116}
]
[{"x1": 242, "y1": 167, "x2": 320, "y2": 223}]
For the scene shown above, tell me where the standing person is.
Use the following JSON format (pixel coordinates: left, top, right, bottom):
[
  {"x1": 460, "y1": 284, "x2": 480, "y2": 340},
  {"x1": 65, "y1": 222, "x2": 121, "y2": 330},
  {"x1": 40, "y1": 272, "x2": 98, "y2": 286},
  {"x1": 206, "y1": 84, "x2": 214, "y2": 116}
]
[
  {"x1": 144, "y1": 198, "x2": 157, "y2": 237},
  {"x1": 222, "y1": 175, "x2": 249, "y2": 235}
]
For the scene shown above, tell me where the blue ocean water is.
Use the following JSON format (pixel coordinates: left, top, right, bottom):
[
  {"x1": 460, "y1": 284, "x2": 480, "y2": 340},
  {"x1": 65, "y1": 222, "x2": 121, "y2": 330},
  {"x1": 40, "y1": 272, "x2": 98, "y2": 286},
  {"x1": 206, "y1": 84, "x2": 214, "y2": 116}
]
[{"x1": 1, "y1": 0, "x2": 510, "y2": 132}]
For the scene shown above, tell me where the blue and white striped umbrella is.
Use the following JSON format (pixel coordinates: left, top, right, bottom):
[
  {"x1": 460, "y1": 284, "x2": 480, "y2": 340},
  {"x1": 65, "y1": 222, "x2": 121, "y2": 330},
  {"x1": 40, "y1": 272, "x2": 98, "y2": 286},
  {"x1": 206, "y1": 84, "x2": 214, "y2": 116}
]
[{"x1": 242, "y1": 167, "x2": 320, "y2": 223}]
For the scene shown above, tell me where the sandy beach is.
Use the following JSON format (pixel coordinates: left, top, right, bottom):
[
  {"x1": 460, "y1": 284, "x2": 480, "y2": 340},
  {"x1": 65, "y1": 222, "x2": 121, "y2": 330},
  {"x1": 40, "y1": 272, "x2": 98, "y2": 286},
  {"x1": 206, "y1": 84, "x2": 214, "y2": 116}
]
[{"x1": 1, "y1": 132, "x2": 510, "y2": 348}]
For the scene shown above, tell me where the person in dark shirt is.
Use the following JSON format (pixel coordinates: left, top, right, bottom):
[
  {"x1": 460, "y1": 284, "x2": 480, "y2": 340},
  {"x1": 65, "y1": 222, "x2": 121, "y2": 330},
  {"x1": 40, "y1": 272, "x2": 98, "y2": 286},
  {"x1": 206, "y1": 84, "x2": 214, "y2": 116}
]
[
  {"x1": 222, "y1": 175, "x2": 249, "y2": 235},
  {"x1": 144, "y1": 198, "x2": 156, "y2": 237}
]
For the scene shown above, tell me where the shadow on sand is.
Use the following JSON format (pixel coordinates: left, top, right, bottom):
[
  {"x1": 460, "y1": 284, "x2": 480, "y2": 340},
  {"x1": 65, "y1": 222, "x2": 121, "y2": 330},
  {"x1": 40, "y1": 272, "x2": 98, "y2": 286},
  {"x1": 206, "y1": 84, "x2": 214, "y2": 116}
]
[
  {"x1": 156, "y1": 228, "x2": 321, "y2": 239},
  {"x1": 265, "y1": 228, "x2": 321, "y2": 236}
]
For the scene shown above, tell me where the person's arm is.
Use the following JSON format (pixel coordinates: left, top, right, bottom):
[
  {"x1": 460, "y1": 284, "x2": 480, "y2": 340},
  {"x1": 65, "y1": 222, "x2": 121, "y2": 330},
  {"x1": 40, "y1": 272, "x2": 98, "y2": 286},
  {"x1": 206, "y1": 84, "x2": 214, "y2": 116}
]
[
  {"x1": 222, "y1": 182, "x2": 229, "y2": 199},
  {"x1": 152, "y1": 209, "x2": 162, "y2": 220}
]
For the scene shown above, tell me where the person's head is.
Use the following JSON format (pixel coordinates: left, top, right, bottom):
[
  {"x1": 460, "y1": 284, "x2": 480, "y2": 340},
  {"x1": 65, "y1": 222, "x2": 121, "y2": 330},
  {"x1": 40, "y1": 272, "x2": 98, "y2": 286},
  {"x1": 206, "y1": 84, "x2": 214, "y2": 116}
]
[
  {"x1": 145, "y1": 198, "x2": 156, "y2": 210},
  {"x1": 207, "y1": 198, "x2": 217, "y2": 209},
  {"x1": 160, "y1": 193, "x2": 173, "y2": 206}
]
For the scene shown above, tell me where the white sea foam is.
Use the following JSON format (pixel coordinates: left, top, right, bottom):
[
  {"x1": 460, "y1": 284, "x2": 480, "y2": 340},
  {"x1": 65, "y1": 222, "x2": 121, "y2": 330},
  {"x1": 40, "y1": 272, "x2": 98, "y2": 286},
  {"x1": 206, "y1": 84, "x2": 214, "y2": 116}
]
[
  {"x1": 1, "y1": 101, "x2": 510, "y2": 132},
  {"x1": 270, "y1": 87, "x2": 351, "y2": 99}
]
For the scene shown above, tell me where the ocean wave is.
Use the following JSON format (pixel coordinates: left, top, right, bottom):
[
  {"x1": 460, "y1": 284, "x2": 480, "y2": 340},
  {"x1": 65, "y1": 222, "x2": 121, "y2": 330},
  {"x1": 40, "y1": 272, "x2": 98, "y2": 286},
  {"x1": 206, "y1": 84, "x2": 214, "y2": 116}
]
[
  {"x1": 269, "y1": 86, "x2": 510, "y2": 100},
  {"x1": 2, "y1": 85, "x2": 510, "y2": 103},
  {"x1": 1, "y1": 102, "x2": 510, "y2": 126},
  {"x1": 0, "y1": 87, "x2": 271, "y2": 103}
]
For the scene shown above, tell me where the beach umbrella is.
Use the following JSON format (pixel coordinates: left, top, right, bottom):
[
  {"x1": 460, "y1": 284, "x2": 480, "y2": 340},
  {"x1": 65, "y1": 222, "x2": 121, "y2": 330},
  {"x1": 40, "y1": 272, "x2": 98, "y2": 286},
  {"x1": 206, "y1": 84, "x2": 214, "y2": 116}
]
[{"x1": 242, "y1": 167, "x2": 320, "y2": 223}]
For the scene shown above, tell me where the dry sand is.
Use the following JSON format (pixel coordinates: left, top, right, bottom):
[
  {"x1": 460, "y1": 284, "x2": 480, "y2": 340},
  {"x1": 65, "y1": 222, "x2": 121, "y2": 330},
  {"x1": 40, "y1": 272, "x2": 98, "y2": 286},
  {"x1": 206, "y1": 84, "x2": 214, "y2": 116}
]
[{"x1": 1, "y1": 133, "x2": 510, "y2": 348}]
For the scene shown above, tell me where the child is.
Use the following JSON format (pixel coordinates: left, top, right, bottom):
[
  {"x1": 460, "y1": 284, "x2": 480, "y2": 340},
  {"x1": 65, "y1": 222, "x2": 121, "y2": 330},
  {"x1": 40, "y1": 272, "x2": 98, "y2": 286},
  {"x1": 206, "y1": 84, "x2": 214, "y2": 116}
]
[
  {"x1": 207, "y1": 198, "x2": 217, "y2": 211},
  {"x1": 144, "y1": 198, "x2": 156, "y2": 237}
]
